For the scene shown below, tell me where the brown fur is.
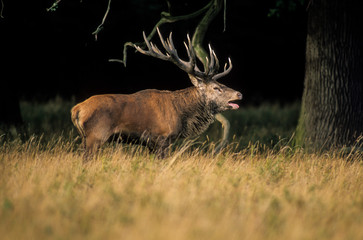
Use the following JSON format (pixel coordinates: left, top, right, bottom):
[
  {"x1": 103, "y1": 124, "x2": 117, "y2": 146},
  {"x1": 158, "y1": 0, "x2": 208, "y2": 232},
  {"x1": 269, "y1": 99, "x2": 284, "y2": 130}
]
[{"x1": 71, "y1": 84, "x2": 241, "y2": 159}]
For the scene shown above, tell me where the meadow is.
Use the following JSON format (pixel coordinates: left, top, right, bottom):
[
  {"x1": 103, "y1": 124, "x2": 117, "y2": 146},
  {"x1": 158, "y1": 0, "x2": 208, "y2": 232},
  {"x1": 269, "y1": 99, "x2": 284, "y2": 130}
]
[{"x1": 0, "y1": 98, "x2": 362, "y2": 240}]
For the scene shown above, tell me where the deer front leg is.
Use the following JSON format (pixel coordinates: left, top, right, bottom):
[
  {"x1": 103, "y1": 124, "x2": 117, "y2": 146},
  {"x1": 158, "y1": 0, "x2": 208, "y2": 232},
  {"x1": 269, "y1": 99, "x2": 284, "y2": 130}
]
[
  {"x1": 156, "y1": 143, "x2": 170, "y2": 159},
  {"x1": 214, "y1": 113, "x2": 230, "y2": 154}
]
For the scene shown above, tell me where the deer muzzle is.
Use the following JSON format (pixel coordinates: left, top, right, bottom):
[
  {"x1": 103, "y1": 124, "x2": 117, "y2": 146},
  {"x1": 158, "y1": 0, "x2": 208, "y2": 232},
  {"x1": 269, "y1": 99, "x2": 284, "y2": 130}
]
[{"x1": 228, "y1": 91, "x2": 243, "y2": 110}]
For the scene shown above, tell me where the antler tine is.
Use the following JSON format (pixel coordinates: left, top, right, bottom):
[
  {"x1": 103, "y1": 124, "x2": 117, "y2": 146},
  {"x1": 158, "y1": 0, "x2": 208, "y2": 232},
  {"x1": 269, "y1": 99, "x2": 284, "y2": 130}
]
[
  {"x1": 204, "y1": 56, "x2": 210, "y2": 75},
  {"x1": 156, "y1": 27, "x2": 168, "y2": 50},
  {"x1": 212, "y1": 57, "x2": 233, "y2": 81},
  {"x1": 207, "y1": 44, "x2": 215, "y2": 76},
  {"x1": 183, "y1": 41, "x2": 195, "y2": 73},
  {"x1": 134, "y1": 31, "x2": 170, "y2": 61},
  {"x1": 183, "y1": 41, "x2": 190, "y2": 58},
  {"x1": 142, "y1": 31, "x2": 152, "y2": 51},
  {"x1": 151, "y1": 42, "x2": 165, "y2": 56},
  {"x1": 212, "y1": 50, "x2": 220, "y2": 73},
  {"x1": 166, "y1": 32, "x2": 181, "y2": 60},
  {"x1": 182, "y1": 34, "x2": 205, "y2": 77},
  {"x1": 167, "y1": 32, "x2": 175, "y2": 51},
  {"x1": 186, "y1": 34, "x2": 200, "y2": 73},
  {"x1": 186, "y1": 34, "x2": 195, "y2": 61},
  {"x1": 133, "y1": 31, "x2": 150, "y2": 55}
]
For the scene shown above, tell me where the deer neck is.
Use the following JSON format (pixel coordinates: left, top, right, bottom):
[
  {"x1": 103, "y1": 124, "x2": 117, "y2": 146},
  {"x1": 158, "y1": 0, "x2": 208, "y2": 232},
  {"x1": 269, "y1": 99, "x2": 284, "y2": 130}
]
[{"x1": 173, "y1": 87, "x2": 215, "y2": 138}]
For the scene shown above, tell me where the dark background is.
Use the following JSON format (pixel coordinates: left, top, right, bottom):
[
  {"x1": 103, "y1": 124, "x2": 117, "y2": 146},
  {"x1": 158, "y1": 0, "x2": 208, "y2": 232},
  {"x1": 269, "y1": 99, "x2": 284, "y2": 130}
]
[{"x1": 1, "y1": 0, "x2": 307, "y2": 105}]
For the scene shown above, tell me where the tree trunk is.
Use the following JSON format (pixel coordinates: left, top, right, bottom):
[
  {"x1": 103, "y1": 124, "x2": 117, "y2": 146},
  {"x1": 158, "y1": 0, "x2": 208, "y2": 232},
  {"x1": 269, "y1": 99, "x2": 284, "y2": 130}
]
[{"x1": 295, "y1": 0, "x2": 363, "y2": 150}]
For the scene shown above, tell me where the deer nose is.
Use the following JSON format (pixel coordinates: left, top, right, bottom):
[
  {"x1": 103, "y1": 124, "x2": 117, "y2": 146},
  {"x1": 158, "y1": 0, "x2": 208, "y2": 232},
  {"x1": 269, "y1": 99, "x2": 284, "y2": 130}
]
[{"x1": 236, "y1": 92, "x2": 243, "y2": 100}]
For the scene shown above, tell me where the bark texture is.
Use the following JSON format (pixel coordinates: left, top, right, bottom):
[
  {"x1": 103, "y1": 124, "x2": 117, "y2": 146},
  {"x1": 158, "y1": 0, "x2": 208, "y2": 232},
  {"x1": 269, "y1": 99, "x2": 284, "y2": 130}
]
[{"x1": 296, "y1": 0, "x2": 363, "y2": 150}]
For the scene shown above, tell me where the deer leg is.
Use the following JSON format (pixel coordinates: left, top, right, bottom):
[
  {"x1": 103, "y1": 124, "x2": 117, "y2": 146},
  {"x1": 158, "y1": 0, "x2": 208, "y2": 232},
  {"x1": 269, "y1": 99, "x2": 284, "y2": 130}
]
[
  {"x1": 80, "y1": 137, "x2": 93, "y2": 162},
  {"x1": 83, "y1": 133, "x2": 108, "y2": 162},
  {"x1": 83, "y1": 137, "x2": 99, "y2": 162},
  {"x1": 144, "y1": 136, "x2": 166, "y2": 159},
  {"x1": 154, "y1": 137, "x2": 171, "y2": 159},
  {"x1": 214, "y1": 113, "x2": 230, "y2": 154},
  {"x1": 157, "y1": 145, "x2": 170, "y2": 159}
]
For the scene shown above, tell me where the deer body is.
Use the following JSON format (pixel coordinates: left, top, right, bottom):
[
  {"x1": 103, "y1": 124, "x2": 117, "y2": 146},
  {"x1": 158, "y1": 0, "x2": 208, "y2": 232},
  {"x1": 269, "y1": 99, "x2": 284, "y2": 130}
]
[
  {"x1": 72, "y1": 28, "x2": 242, "y2": 159},
  {"x1": 72, "y1": 88, "x2": 210, "y2": 149}
]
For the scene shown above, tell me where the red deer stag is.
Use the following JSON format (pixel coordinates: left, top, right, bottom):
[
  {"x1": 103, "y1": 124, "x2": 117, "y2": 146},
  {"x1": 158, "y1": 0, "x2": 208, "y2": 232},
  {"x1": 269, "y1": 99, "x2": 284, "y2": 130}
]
[{"x1": 71, "y1": 28, "x2": 242, "y2": 159}]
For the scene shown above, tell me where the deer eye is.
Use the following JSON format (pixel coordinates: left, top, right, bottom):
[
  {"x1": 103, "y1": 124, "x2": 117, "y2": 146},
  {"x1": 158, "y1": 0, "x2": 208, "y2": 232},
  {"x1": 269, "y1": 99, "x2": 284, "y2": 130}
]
[{"x1": 213, "y1": 87, "x2": 222, "y2": 93}]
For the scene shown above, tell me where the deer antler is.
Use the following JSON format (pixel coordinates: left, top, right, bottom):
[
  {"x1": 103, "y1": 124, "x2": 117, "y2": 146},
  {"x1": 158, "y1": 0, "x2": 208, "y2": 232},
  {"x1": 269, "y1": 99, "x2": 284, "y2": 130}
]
[
  {"x1": 212, "y1": 58, "x2": 232, "y2": 81},
  {"x1": 134, "y1": 27, "x2": 232, "y2": 81}
]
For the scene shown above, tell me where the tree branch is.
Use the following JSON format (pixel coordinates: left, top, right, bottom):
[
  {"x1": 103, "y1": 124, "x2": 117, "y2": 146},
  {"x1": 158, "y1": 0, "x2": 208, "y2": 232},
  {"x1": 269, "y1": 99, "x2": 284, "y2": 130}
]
[
  {"x1": 46, "y1": 0, "x2": 62, "y2": 12},
  {"x1": 0, "y1": 0, "x2": 4, "y2": 18},
  {"x1": 92, "y1": 0, "x2": 112, "y2": 41},
  {"x1": 192, "y1": 0, "x2": 224, "y2": 71},
  {"x1": 114, "y1": 0, "x2": 213, "y2": 67}
]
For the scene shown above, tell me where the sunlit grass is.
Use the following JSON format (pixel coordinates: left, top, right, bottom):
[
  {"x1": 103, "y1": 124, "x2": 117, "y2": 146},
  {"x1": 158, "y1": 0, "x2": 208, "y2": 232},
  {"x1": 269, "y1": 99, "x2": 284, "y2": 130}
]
[
  {"x1": 0, "y1": 136, "x2": 362, "y2": 240},
  {"x1": 0, "y1": 99, "x2": 362, "y2": 239}
]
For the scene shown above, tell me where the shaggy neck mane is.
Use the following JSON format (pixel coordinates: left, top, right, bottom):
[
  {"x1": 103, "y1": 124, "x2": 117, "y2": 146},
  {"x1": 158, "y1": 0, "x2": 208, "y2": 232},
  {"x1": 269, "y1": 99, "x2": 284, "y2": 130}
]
[{"x1": 172, "y1": 87, "x2": 215, "y2": 138}]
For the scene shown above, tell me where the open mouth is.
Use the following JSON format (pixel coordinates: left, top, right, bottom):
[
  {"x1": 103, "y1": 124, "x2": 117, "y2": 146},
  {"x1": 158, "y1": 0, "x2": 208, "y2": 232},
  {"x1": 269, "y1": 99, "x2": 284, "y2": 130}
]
[{"x1": 228, "y1": 100, "x2": 240, "y2": 110}]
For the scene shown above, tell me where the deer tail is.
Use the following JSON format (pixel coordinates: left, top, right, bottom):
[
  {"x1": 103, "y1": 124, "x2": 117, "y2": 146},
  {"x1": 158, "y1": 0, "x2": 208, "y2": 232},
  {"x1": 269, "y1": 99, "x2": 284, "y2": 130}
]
[{"x1": 71, "y1": 105, "x2": 86, "y2": 139}]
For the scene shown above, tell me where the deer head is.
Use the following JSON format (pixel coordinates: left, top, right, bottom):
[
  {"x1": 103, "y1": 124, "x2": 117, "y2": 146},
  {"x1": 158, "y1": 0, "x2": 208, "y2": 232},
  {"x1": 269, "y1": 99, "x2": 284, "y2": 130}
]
[{"x1": 134, "y1": 28, "x2": 242, "y2": 114}]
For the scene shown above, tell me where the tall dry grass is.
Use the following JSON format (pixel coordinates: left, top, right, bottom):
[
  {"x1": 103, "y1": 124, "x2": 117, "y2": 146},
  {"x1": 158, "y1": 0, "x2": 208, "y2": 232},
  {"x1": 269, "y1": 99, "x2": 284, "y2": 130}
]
[{"x1": 1, "y1": 137, "x2": 362, "y2": 240}]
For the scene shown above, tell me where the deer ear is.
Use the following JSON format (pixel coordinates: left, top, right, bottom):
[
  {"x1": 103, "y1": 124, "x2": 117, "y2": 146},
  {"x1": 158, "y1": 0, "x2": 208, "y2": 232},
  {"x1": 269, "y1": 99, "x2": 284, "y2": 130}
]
[{"x1": 189, "y1": 75, "x2": 205, "y2": 88}]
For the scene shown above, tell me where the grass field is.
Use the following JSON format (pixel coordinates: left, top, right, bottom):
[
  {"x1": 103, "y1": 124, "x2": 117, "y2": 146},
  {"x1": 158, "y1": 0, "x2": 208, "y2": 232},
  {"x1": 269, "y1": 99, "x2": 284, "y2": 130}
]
[{"x1": 0, "y1": 99, "x2": 362, "y2": 240}]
